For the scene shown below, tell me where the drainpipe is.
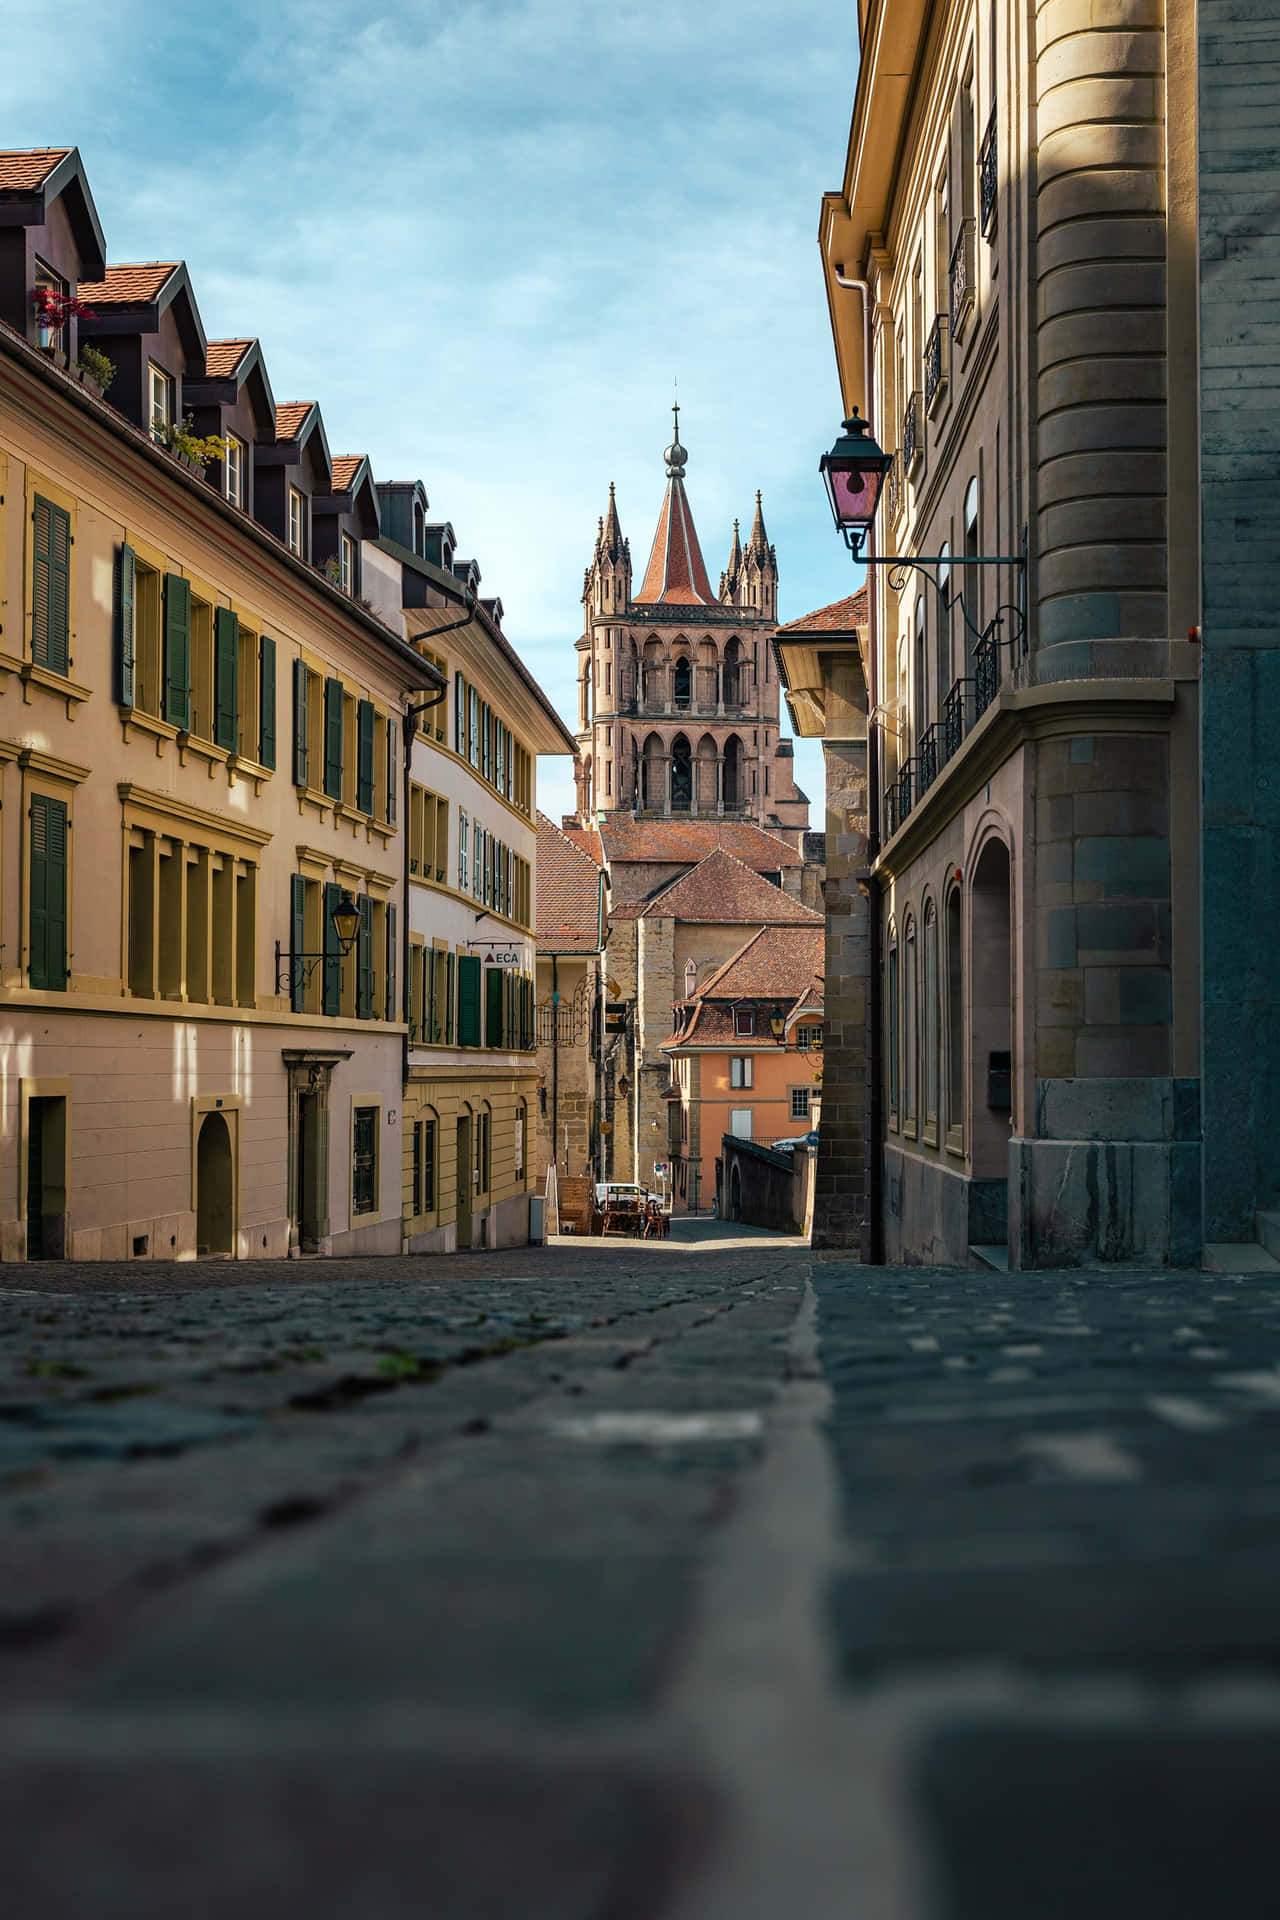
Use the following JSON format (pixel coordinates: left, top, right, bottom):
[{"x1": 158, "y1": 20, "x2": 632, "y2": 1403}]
[{"x1": 551, "y1": 954, "x2": 560, "y2": 1175}]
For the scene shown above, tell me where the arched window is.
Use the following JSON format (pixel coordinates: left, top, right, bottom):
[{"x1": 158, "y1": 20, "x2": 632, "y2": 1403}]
[
  {"x1": 673, "y1": 656, "x2": 692, "y2": 708},
  {"x1": 963, "y1": 477, "x2": 981, "y2": 664},
  {"x1": 696, "y1": 733, "x2": 718, "y2": 812},
  {"x1": 723, "y1": 637, "x2": 741, "y2": 706},
  {"x1": 641, "y1": 733, "x2": 663, "y2": 811},
  {"x1": 723, "y1": 734, "x2": 744, "y2": 809},
  {"x1": 671, "y1": 733, "x2": 693, "y2": 811},
  {"x1": 937, "y1": 540, "x2": 953, "y2": 711},
  {"x1": 946, "y1": 885, "x2": 963, "y2": 1138},
  {"x1": 515, "y1": 1099, "x2": 527, "y2": 1186},
  {"x1": 887, "y1": 923, "x2": 900, "y2": 1122},
  {"x1": 913, "y1": 595, "x2": 927, "y2": 740},
  {"x1": 923, "y1": 901, "x2": 939, "y2": 1132},
  {"x1": 904, "y1": 915, "x2": 918, "y2": 1130}
]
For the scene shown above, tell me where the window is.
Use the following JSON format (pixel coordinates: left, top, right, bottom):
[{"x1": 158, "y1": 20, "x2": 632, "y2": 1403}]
[
  {"x1": 31, "y1": 495, "x2": 71, "y2": 676},
  {"x1": 28, "y1": 792, "x2": 68, "y2": 991},
  {"x1": 937, "y1": 542, "x2": 952, "y2": 697},
  {"x1": 130, "y1": 825, "x2": 257, "y2": 1008},
  {"x1": 458, "y1": 809, "x2": 468, "y2": 890},
  {"x1": 729, "y1": 1109, "x2": 753, "y2": 1141},
  {"x1": 455, "y1": 672, "x2": 466, "y2": 754},
  {"x1": 475, "y1": 1104, "x2": 491, "y2": 1194},
  {"x1": 947, "y1": 887, "x2": 964, "y2": 1137},
  {"x1": 340, "y1": 531, "x2": 356, "y2": 595},
  {"x1": 468, "y1": 687, "x2": 480, "y2": 769},
  {"x1": 904, "y1": 917, "x2": 918, "y2": 1128},
  {"x1": 288, "y1": 487, "x2": 306, "y2": 558},
  {"x1": 224, "y1": 435, "x2": 246, "y2": 509},
  {"x1": 148, "y1": 364, "x2": 173, "y2": 440},
  {"x1": 352, "y1": 1106, "x2": 378, "y2": 1215},
  {"x1": 515, "y1": 1100, "x2": 527, "y2": 1183},
  {"x1": 734, "y1": 1008, "x2": 755, "y2": 1036},
  {"x1": 887, "y1": 928, "x2": 900, "y2": 1118},
  {"x1": 413, "y1": 1114, "x2": 436, "y2": 1215},
  {"x1": 33, "y1": 257, "x2": 67, "y2": 349},
  {"x1": 797, "y1": 1024, "x2": 823, "y2": 1051},
  {"x1": 730, "y1": 1056, "x2": 753, "y2": 1089},
  {"x1": 924, "y1": 902, "x2": 939, "y2": 1130},
  {"x1": 964, "y1": 477, "x2": 981, "y2": 663},
  {"x1": 914, "y1": 594, "x2": 927, "y2": 735},
  {"x1": 790, "y1": 1088, "x2": 811, "y2": 1121}
]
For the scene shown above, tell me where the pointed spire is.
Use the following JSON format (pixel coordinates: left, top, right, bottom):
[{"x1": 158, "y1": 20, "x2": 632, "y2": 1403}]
[
  {"x1": 728, "y1": 516, "x2": 743, "y2": 571},
  {"x1": 599, "y1": 479, "x2": 626, "y2": 563},
  {"x1": 719, "y1": 517, "x2": 743, "y2": 605},
  {"x1": 746, "y1": 489, "x2": 769, "y2": 554},
  {"x1": 636, "y1": 409, "x2": 714, "y2": 606}
]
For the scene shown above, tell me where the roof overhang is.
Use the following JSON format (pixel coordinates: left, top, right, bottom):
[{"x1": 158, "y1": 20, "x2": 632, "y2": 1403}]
[
  {"x1": 81, "y1": 262, "x2": 208, "y2": 366},
  {"x1": 185, "y1": 339, "x2": 276, "y2": 437},
  {"x1": 0, "y1": 149, "x2": 107, "y2": 279},
  {"x1": 773, "y1": 629, "x2": 870, "y2": 738}
]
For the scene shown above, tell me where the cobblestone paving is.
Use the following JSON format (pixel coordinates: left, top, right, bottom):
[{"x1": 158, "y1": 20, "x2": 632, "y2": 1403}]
[{"x1": 1, "y1": 1246, "x2": 1278, "y2": 1917}]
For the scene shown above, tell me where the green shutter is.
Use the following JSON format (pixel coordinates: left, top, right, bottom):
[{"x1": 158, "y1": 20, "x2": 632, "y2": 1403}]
[
  {"x1": 29, "y1": 793, "x2": 68, "y2": 991},
  {"x1": 427, "y1": 947, "x2": 438, "y2": 1042},
  {"x1": 164, "y1": 573, "x2": 191, "y2": 728},
  {"x1": 214, "y1": 607, "x2": 239, "y2": 752},
  {"x1": 356, "y1": 895, "x2": 374, "y2": 1019},
  {"x1": 292, "y1": 658, "x2": 309, "y2": 787},
  {"x1": 115, "y1": 543, "x2": 136, "y2": 707},
  {"x1": 323, "y1": 678, "x2": 344, "y2": 800},
  {"x1": 454, "y1": 673, "x2": 465, "y2": 754},
  {"x1": 32, "y1": 496, "x2": 70, "y2": 675},
  {"x1": 322, "y1": 881, "x2": 342, "y2": 1017},
  {"x1": 386, "y1": 901, "x2": 397, "y2": 1022},
  {"x1": 356, "y1": 699, "x2": 375, "y2": 814},
  {"x1": 258, "y1": 635, "x2": 276, "y2": 769},
  {"x1": 386, "y1": 719, "x2": 398, "y2": 825},
  {"x1": 290, "y1": 873, "x2": 306, "y2": 1013},
  {"x1": 445, "y1": 951, "x2": 455, "y2": 1043},
  {"x1": 486, "y1": 964, "x2": 504, "y2": 1049},
  {"x1": 457, "y1": 953, "x2": 481, "y2": 1047}
]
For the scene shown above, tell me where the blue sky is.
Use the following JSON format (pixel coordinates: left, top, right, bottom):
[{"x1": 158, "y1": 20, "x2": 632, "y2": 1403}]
[{"x1": 8, "y1": 0, "x2": 863, "y2": 824}]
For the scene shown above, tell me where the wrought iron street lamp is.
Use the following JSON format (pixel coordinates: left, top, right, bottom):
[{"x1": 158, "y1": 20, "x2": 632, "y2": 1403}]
[
  {"x1": 819, "y1": 408, "x2": 891, "y2": 561},
  {"x1": 276, "y1": 888, "x2": 362, "y2": 996}
]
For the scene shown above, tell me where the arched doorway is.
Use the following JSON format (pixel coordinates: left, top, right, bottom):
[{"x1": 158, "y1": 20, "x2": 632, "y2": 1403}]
[
  {"x1": 197, "y1": 1111, "x2": 234, "y2": 1255},
  {"x1": 723, "y1": 735, "x2": 744, "y2": 809},
  {"x1": 671, "y1": 734, "x2": 693, "y2": 811},
  {"x1": 456, "y1": 1109, "x2": 473, "y2": 1250},
  {"x1": 969, "y1": 838, "x2": 1012, "y2": 1181}
]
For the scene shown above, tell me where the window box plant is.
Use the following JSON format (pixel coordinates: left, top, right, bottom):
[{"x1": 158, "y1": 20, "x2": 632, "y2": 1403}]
[
  {"x1": 73, "y1": 344, "x2": 115, "y2": 398},
  {"x1": 157, "y1": 416, "x2": 230, "y2": 474},
  {"x1": 32, "y1": 286, "x2": 97, "y2": 359}
]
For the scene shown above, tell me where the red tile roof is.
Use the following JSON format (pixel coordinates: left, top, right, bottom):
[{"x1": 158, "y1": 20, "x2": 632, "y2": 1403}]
[
  {"x1": 561, "y1": 824, "x2": 605, "y2": 867},
  {"x1": 634, "y1": 475, "x2": 716, "y2": 606},
  {"x1": 536, "y1": 812, "x2": 606, "y2": 952},
  {"x1": 0, "y1": 149, "x2": 70, "y2": 191},
  {"x1": 330, "y1": 455, "x2": 364, "y2": 492},
  {"x1": 77, "y1": 262, "x2": 179, "y2": 306},
  {"x1": 599, "y1": 815, "x2": 803, "y2": 870},
  {"x1": 664, "y1": 923, "x2": 825, "y2": 1047},
  {"x1": 775, "y1": 587, "x2": 868, "y2": 635},
  {"x1": 274, "y1": 401, "x2": 315, "y2": 442},
  {"x1": 613, "y1": 847, "x2": 821, "y2": 925},
  {"x1": 204, "y1": 338, "x2": 253, "y2": 378}
]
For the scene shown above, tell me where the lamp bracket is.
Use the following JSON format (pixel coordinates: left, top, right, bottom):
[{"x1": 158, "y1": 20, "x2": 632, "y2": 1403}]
[{"x1": 847, "y1": 529, "x2": 1029, "y2": 662}]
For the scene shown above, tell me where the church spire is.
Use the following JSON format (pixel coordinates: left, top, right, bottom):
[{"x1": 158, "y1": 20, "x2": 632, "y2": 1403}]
[
  {"x1": 740, "y1": 488, "x2": 778, "y2": 620},
  {"x1": 634, "y1": 405, "x2": 715, "y2": 606},
  {"x1": 746, "y1": 489, "x2": 769, "y2": 554},
  {"x1": 719, "y1": 517, "x2": 743, "y2": 604},
  {"x1": 599, "y1": 480, "x2": 626, "y2": 564}
]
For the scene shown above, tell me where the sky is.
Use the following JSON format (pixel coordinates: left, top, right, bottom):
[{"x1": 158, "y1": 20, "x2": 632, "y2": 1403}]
[{"x1": 7, "y1": 0, "x2": 863, "y2": 825}]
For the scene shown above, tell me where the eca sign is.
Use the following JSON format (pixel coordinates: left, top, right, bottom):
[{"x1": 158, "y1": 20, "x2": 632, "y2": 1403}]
[{"x1": 483, "y1": 949, "x2": 523, "y2": 967}]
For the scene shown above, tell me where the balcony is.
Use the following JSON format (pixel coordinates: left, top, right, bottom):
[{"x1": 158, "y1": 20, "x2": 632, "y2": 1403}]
[
  {"x1": 980, "y1": 106, "x2": 998, "y2": 240},
  {"x1": 924, "y1": 314, "x2": 950, "y2": 415},
  {"x1": 896, "y1": 757, "x2": 916, "y2": 828},
  {"x1": 882, "y1": 782, "x2": 898, "y2": 841},
  {"x1": 917, "y1": 722, "x2": 939, "y2": 797},
  {"x1": 941, "y1": 678, "x2": 972, "y2": 764},
  {"x1": 885, "y1": 448, "x2": 905, "y2": 526},
  {"x1": 974, "y1": 628, "x2": 1001, "y2": 719},
  {"x1": 902, "y1": 390, "x2": 924, "y2": 475},
  {"x1": 950, "y1": 217, "x2": 975, "y2": 339}
]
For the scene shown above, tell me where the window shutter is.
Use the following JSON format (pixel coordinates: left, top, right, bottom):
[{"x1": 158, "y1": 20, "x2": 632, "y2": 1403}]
[
  {"x1": 32, "y1": 496, "x2": 71, "y2": 674},
  {"x1": 115, "y1": 543, "x2": 136, "y2": 707},
  {"x1": 386, "y1": 901, "x2": 397, "y2": 1022},
  {"x1": 454, "y1": 673, "x2": 465, "y2": 754},
  {"x1": 427, "y1": 947, "x2": 438, "y2": 1042},
  {"x1": 29, "y1": 793, "x2": 68, "y2": 991},
  {"x1": 163, "y1": 573, "x2": 192, "y2": 728},
  {"x1": 356, "y1": 895, "x2": 374, "y2": 1019},
  {"x1": 258, "y1": 635, "x2": 277, "y2": 769},
  {"x1": 322, "y1": 881, "x2": 342, "y2": 1017},
  {"x1": 214, "y1": 607, "x2": 239, "y2": 752},
  {"x1": 486, "y1": 964, "x2": 504, "y2": 1049},
  {"x1": 457, "y1": 953, "x2": 481, "y2": 1046},
  {"x1": 292, "y1": 658, "x2": 309, "y2": 787},
  {"x1": 386, "y1": 718, "x2": 398, "y2": 825},
  {"x1": 445, "y1": 951, "x2": 455, "y2": 1042},
  {"x1": 356, "y1": 699, "x2": 375, "y2": 814},
  {"x1": 412, "y1": 1120, "x2": 422, "y2": 1216},
  {"x1": 323, "y1": 678, "x2": 344, "y2": 800},
  {"x1": 289, "y1": 873, "x2": 306, "y2": 1013}
]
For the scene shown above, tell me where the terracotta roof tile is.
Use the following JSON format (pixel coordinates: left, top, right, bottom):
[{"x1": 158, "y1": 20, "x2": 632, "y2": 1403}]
[
  {"x1": 562, "y1": 825, "x2": 605, "y2": 867},
  {"x1": 204, "y1": 338, "x2": 254, "y2": 378},
  {"x1": 599, "y1": 815, "x2": 803, "y2": 871},
  {"x1": 330, "y1": 455, "x2": 364, "y2": 492},
  {"x1": 274, "y1": 401, "x2": 315, "y2": 442},
  {"x1": 536, "y1": 812, "x2": 606, "y2": 952},
  {"x1": 698, "y1": 923, "x2": 825, "y2": 1002},
  {"x1": 0, "y1": 149, "x2": 71, "y2": 191},
  {"x1": 775, "y1": 587, "x2": 867, "y2": 635},
  {"x1": 620, "y1": 847, "x2": 821, "y2": 925},
  {"x1": 77, "y1": 262, "x2": 179, "y2": 306}
]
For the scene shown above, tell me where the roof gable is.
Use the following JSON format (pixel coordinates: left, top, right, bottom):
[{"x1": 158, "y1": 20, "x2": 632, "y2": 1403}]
[
  {"x1": 0, "y1": 147, "x2": 105, "y2": 277},
  {"x1": 536, "y1": 811, "x2": 606, "y2": 951},
  {"x1": 637, "y1": 847, "x2": 821, "y2": 924}
]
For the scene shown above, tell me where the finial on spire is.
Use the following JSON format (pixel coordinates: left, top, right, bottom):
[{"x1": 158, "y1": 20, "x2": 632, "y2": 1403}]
[{"x1": 663, "y1": 386, "x2": 688, "y2": 479}]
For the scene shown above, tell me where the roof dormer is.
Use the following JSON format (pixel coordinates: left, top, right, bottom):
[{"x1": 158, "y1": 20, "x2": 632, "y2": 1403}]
[
  {"x1": 182, "y1": 337, "x2": 275, "y2": 513},
  {"x1": 0, "y1": 147, "x2": 106, "y2": 356},
  {"x1": 253, "y1": 401, "x2": 332, "y2": 561},
  {"x1": 313, "y1": 454, "x2": 380, "y2": 596},
  {"x1": 375, "y1": 479, "x2": 430, "y2": 556},
  {"x1": 77, "y1": 261, "x2": 206, "y2": 438}
]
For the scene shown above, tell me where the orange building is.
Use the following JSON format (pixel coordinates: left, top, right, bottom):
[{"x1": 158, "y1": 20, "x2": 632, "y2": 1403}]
[{"x1": 663, "y1": 922, "x2": 824, "y2": 1213}]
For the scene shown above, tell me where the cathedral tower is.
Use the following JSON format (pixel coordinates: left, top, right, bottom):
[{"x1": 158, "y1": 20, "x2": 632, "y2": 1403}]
[{"x1": 575, "y1": 409, "x2": 808, "y2": 840}]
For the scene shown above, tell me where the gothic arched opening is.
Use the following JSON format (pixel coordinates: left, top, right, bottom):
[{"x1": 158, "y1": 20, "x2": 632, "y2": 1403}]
[
  {"x1": 696, "y1": 733, "x2": 718, "y2": 812},
  {"x1": 671, "y1": 734, "x2": 693, "y2": 812},
  {"x1": 641, "y1": 732, "x2": 664, "y2": 811},
  {"x1": 723, "y1": 637, "x2": 742, "y2": 706},
  {"x1": 723, "y1": 734, "x2": 744, "y2": 809},
  {"x1": 673, "y1": 655, "x2": 692, "y2": 709}
]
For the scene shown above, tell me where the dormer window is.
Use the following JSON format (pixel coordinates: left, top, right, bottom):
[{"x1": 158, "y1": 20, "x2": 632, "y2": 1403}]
[
  {"x1": 734, "y1": 1008, "x2": 755, "y2": 1036},
  {"x1": 413, "y1": 503, "x2": 424, "y2": 556},
  {"x1": 288, "y1": 487, "x2": 307, "y2": 558},
  {"x1": 224, "y1": 434, "x2": 246, "y2": 509},
  {"x1": 33, "y1": 258, "x2": 68, "y2": 349},
  {"x1": 340, "y1": 531, "x2": 356, "y2": 594},
  {"x1": 148, "y1": 363, "x2": 174, "y2": 440}
]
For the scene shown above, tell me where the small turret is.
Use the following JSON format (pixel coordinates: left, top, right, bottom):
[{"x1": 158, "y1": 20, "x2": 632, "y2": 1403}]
[
  {"x1": 719, "y1": 518, "x2": 743, "y2": 605},
  {"x1": 589, "y1": 481, "x2": 631, "y2": 615},
  {"x1": 740, "y1": 490, "x2": 778, "y2": 620}
]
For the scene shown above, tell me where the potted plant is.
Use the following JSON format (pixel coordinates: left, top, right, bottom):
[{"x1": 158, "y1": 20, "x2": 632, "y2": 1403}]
[
  {"x1": 72, "y1": 343, "x2": 115, "y2": 398},
  {"x1": 32, "y1": 286, "x2": 97, "y2": 362},
  {"x1": 158, "y1": 416, "x2": 231, "y2": 474}
]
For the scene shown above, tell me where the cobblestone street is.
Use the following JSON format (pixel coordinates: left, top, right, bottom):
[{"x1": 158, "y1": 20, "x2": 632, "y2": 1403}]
[{"x1": 3, "y1": 1243, "x2": 1279, "y2": 1917}]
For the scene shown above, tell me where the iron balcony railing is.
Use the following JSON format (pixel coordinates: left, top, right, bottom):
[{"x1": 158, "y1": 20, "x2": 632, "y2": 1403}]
[
  {"x1": 950, "y1": 217, "x2": 975, "y2": 336},
  {"x1": 974, "y1": 629, "x2": 1000, "y2": 718},
  {"x1": 917, "y1": 722, "x2": 939, "y2": 797},
  {"x1": 896, "y1": 757, "x2": 916, "y2": 827},
  {"x1": 980, "y1": 106, "x2": 998, "y2": 240},
  {"x1": 902, "y1": 390, "x2": 923, "y2": 472},
  {"x1": 924, "y1": 314, "x2": 950, "y2": 414},
  {"x1": 942, "y1": 677, "x2": 972, "y2": 763},
  {"x1": 885, "y1": 448, "x2": 904, "y2": 525}
]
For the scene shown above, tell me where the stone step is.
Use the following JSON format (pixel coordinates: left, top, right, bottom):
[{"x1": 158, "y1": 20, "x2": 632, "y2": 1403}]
[
  {"x1": 1256, "y1": 1210, "x2": 1280, "y2": 1262},
  {"x1": 969, "y1": 1243, "x2": 1009, "y2": 1272},
  {"x1": 1203, "y1": 1241, "x2": 1280, "y2": 1274}
]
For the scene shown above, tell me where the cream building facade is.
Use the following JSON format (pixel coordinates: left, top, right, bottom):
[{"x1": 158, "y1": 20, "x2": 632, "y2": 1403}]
[{"x1": 793, "y1": 0, "x2": 1210, "y2": 1265}]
